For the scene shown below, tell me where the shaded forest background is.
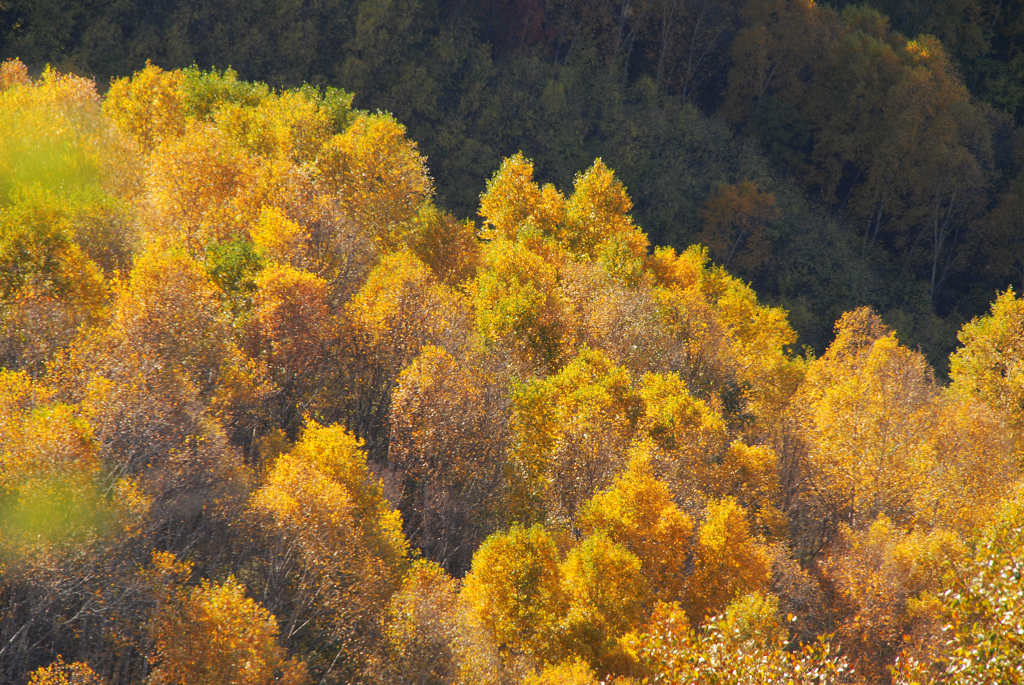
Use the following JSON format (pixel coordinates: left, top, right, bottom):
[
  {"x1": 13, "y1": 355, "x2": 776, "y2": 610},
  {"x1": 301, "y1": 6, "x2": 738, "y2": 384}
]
[{"x1": 4, "y1": 0, "x2": 1024, "y2": 366}]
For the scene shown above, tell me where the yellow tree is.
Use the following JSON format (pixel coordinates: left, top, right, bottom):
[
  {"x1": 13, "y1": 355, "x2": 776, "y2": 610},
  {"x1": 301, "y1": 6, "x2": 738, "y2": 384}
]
[
  {"x1": 522, "y1": 658, "x2": 599, "y2": 685},
  {"x1": 143, "y1": 122, "x2": 263, "y2": 257},
  {"x1": 106, "y1": 248, "x2": 238, "y2": 398},
  {"x1": 403, "y1": 203, "x2": 480, "y2": 285},
  {"x1": 49, "y1": 248, "x2": 254, "y2": 543},
  {"x1": 562, "y1": 158, "x2": 648, "y2": 260},
  {"x1": 262, "y1": 185, "x2": 378, "y2": 307},
  {"x1": 476, "y1": 152, "x2": 570, "y2": 246},
  {"x1": 460, "y1": 523, "x2": 567, "y2": 665},
  {"x1": 789, "y1": 309, "x2": 937, "y2": 537},
  {"x1": 0, "y1": 203, "x2": 107, "y2": 373},
  {"x1": 914, "y1": 389, "x2": 1020, "y2": 534},
  {"x1": 248, "y1": 421, "x2": 409, "y2": 681},
  {"x1": 0, "y1": 371, "x2": 125, "y2": 568},
  {"x1": 60, "y1": 244, "x2": 253, "y2": 448},
  {"x1": 823, "y1": 515, "x2": 966, "y2": 681},
  {"x1": 316, "y1": 113, "x2": 433, "y2": 249},
  {"x1": 685, "y1": 497, "x2": 772, "y2": 625},
  {"x1": 344, "y1": 250, "x2": 469, "y2": 453},
  {"x1": 103, "y1": 62, "x2": 187, "y2": 153},
  {"x1": 648, "y1": 249, "x2": 738, "y2": 399},
  {"x1": 505, "y1": 348, "x2": 641, "y2": 523},
  {"x1": 575, "y1": 449, "x2": 694, "y2": 601},
  {"x1": 245, "y1": 263, "x2": 336, "y2": 435},
  {"x1": 148, "y1": 574, "x2": 308, "y2": 685},
  {"x1": 345, "y1": 251, "x2": 466, "y2": 372},
  {"x1": 0, "y1": 58, "x2": 30, "y2": 89},
  {"x1": 622, "y1": 594, "x2": 850, "y2": 684},
  {"x1": 641, "y1": 370, "x2": 783, "y2": 529},
  {"x1": 80, "y1": 245, "x2": 268, "y2": 452},
  {"x1": 249, "y1": 206, "x2": 311, "y2": 269},
  {"x1": 637, "y1": 371, "x2": 729, "y2": 504},
  {"x1": 474, "y1": 156, "x2": 659, "y2": 373},
  {"x1": 894, "y1": 492, "x2": 1024, "y2": 684},
  {"x1": 949, "y1": 288, "x2": 1024, "y2": 433},
  {"x1": 27, "y1": 658, "x2": 106, "y2": 685},
  {"x1": 646, "y1": 244, "x2": 801, "y2": 439},
  {"x1": 372, "y1": 560, "x2": 461, "y2": 685},
  {"x1": 212, "y1": 88, "x2": 341, "y2": 164},
  {"x1": 0, "y1": 370, "x2": 153, "y2": 684},
  {"x1": 0, "y1": 63, "x2": 138, "y2": 372},
  {"x1": 558, "y1": 532, "x2": 650, "y2": 675},
  {"x1": 69, "y1": 355, "x2": 250, "y2": 555},
  {"x1": 557, "y1": 257, "x2": 685, "y2": 375},
  {"x1": 478, "y1": 152, "x2": 544, "y2": 240},
  {"x1": 2, "y1": 60, "x2": 138, "y2": 213},
  {"x1": 703, "y1": 260, "x2": 801, "y2": 440},
  {"x1": 470, "y1": 235, "x2": 568, "y2": 371}
]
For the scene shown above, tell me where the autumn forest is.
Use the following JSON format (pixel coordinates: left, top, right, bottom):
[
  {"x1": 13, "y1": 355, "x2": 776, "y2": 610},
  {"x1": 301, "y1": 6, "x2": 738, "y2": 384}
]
[{"x1": 2, "y1": 0, "x2": 1024, "y2": 683}]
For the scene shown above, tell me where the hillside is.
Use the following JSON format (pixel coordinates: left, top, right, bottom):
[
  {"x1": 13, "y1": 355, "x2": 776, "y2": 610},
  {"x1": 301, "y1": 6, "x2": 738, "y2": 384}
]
[{"x1": 1, "y1": 59, "x2": 1024, "y2": 684}]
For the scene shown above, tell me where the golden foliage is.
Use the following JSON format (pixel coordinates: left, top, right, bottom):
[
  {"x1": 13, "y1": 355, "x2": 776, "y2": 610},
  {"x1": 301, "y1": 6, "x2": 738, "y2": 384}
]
[
  {"x1": 949, "y1": 288, "x2": 1024, "y2": 432},
  {"x1": 824, "y1": 515, "x2": 965, "y2": 680},
  {"x1": 0, "y1": 64, "x2": 137, "y2": 371},
  {"x1": 248, "y1": 421, "x2": 408, "y2": 676},
  {"x1": 558, "y1": 532, "x2": 649, "y2": 673},
  {"x1": 374, "y1": 560, "x2": 461, "y2": 685},
  {"x1": 479, "y1": 152, "x2": 544, "y2": 240},
  {"x1": 0, "y1": 371, "x2": 130, "y2": 567},
  {"x1": 563, "y1": 158, "x2": 648, "y2": 259},
  {"x1": 248, "y1": 264, "x2": 333, "y2": 382},
  {"x1": 792, "y1": 317, "x2": 937, "y2": 529},
  {"x1": 250, "y1": 205, "x2": 310, "y2": 267},
  {"x1": 389, "y1": 344, "x2": 508, "y2": 569},
  {"x1": 0, "y1": 58, "x2": 30, "y2": 90},
  {"x1": 27, "y1": 657, "x2": 106, "y2": 685},
  {"x1": 460, "y1": 524, "x2": 566, "y2": 662},
  {"x1": 316, "y1": 113, "x2": 432, "y2": 247},
  {"x1": 623, "y1": 598, "x2": 850, "y2": 684},
  {"x1": 576, "y1": 451, "x2": 694, "y2": 601},
  {"x1": 104, "y1": 62, "x2": 187, "y2": 152},
  {"x1": 149, "y1": 575, "x2": 309, "y2": 685},
  {"x1": 470, "y1": 236, "x2": 566, "y2": 370},
  {"x1": 144, "y1": 122, "x2": 262, "y2": 255},
  {"x1": 686, "y1": 497, "x2": 772, "y2": 625},
  {"x1": 213, "y1": 89, "x2": 335, "y2": 163},
  {"x1": 404, "y1": 203, "x2": 480, "y2": 285},
  {"x1": 505, "y1": 348, "x2": 640, "y2": 522},
  {"x1": 3, "y1": 60, "x2": 1022, "y2": 685},
  {"x1": 521, "y1": 658, "x2": 599, "y2": 685}
]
